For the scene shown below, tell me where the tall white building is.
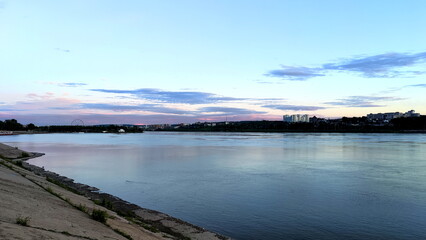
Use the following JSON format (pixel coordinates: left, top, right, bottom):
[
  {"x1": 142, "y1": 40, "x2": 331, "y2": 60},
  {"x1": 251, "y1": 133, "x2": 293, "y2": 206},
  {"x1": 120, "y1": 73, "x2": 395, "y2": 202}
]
[{"x1": 283, "y1": 114, "x2": 310, "y2": 123}]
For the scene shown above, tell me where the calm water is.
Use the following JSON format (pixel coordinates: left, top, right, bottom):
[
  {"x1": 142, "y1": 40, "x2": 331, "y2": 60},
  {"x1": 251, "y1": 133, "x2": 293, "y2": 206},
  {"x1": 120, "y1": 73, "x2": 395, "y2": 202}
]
[{"x1": 2, "y1": 132, "x2": 426, "y2": 240}]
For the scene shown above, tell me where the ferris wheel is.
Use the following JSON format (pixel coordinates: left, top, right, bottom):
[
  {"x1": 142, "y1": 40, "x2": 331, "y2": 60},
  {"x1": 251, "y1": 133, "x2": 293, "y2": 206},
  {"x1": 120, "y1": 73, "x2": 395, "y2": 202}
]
[{"x1": 71, "y1": 119, "x2": 84, "y2": 126}]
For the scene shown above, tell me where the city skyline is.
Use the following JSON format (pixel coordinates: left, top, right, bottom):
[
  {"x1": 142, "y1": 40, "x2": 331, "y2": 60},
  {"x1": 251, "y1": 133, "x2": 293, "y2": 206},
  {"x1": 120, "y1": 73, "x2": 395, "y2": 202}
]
[{"x1": 1, "y1": 1, "x2": 426, "y2": 125}]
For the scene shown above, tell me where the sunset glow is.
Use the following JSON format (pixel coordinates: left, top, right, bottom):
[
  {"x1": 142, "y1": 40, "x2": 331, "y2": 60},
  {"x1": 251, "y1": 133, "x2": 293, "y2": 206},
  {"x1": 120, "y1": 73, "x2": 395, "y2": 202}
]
[{"x1": 1, "y1": 1, "x2": 425, "y2": 125}]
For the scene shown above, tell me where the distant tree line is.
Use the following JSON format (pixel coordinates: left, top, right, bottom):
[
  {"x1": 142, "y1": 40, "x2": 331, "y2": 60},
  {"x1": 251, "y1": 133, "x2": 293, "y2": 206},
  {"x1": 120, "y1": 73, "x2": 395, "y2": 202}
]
[
  {"x1": 0, "y1": 119, "x2": 144, "y2": 133},
  {"x1": 392, "y1": 116, "x2": 426, "y2": 130},
  {"x1": 159, "y1": 116, "x2": 426, "y2": 133},
  {"x1": 0, "y1": 119, "x2": 36, "y2": 131},
  {"x1": 2, "y1": 117, "x2": 426, "y2": 133},
  {"x1": 36, "y1": 125, "x2": 144, "y2": 133}
]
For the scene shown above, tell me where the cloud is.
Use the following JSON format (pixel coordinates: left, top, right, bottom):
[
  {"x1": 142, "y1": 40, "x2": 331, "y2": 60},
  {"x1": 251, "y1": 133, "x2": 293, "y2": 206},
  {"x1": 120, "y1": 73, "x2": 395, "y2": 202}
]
[
  {"x1": 0, "y1": 106, "x2": 18, "y2": 112},
  {"x1": 60, "y1": 82, "x2": 87, "y2": 87},
  {"x1": 53, "y1": 101, "x2": 268, "y2": 117},
  {"x1": 265, "y1": 51, "x2": 426, "y2": 80},
  {"x1": 26, "y1": 92, "x2": 55, "y2": 100},
  {"x1": 41, "y1": 82, "x2": 87, "y2": 87},
  {"x1": 323, "y1": 52, "x2": 426, "y2": 78},
  {"x1": 198, "y1": 107, "x2": 266, "y2": 115},
  {"x1": 55, "y1": 48, "x2": 71, "y2": 53},
  {"x1": 0, "y1": 94, "x2": 81, "y2": 115},
  {"x1": 0, "y1": 113, "x2": 195, "y2": 125},
  {"x1": 324, "y1": 96, "x2": 404, "y2": 108},
  {"x1": 3, "y1": 88, "x2": 279, "y2": 122},
  {"x1": 56, "y1": 102, "x2": 267, "y2": 117},
  {"x1": 90, "y1": 88, "x2": 247, "y2": 104},
  {"x1": 0, "y1": 112, "x2": 275, "y2": 126},
  {"x1": 257, "y1": 98, "x2": 288, "y2": 101},
  {"x1": 263, "y1": 104, "x2": 326, "y2": 111},
  {"x1": 265, "y1": 66, "x2": 324, "y2": 80},
  {"x1": 405, "y1": 83, "x2": 426, "y2": 88},
  {"x1": 78, "y1": 103, "x2": 189, "y2": 115},
  {"x1": 377, "y1": 83, "x2": 426, "y2": 94}
]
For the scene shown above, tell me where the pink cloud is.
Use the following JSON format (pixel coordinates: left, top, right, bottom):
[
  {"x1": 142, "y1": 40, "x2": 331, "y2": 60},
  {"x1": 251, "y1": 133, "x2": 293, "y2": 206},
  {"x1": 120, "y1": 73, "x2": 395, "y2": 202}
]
[{"x1": 0, "y1": 113, "x2": 285, "y2": 126}]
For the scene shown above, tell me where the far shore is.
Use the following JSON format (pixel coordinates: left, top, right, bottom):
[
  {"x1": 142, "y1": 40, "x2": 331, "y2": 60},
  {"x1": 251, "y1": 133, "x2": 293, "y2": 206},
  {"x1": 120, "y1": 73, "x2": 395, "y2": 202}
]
[{"x1": 2, "y1": 129, "x2": 426, "y2": 136}]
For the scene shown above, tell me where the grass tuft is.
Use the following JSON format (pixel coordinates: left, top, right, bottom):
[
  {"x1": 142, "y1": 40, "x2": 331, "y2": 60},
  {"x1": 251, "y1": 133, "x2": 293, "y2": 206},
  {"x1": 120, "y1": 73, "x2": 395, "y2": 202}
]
[
  {"x1": 16, "y1": 216, "x2": 31, "y2": 226},
  {"x1": 91, "y1": 209, "x2": 108, "y2": 223},
  {"x1": 140, "y1": 223, "x2": 160, "y2": 233},
  {"x1": 94, "y1": 198, "x2": 114, "y2": 210},
  {"x1": 102, "y1": 198, "x2": 113, "y2": 210},
  {"x1": 0, "y1": 161, "x2": 13, "y2": 170},
  {"x1": 46, "y1": 177, "x2": 81, "y2": 195},
  {"x1": 46, "y1": 186, "x2": 54, "y2": 194},
  {"x1": 76, "y1": 203, "x2": 88, "y2": 213}
]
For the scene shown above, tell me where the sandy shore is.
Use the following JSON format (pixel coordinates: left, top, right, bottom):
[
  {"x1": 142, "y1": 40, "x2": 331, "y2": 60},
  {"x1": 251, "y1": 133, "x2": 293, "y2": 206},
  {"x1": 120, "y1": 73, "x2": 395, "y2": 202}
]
[{"x1": 0, "y1": 143, "x2": 229, "y2": 240}]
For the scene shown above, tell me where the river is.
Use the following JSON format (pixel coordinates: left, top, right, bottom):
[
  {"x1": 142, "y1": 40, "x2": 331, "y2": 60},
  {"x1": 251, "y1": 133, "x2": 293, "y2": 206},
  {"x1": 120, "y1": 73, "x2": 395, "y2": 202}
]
[{"x1": 2, "y1": 132, "x2": 426, "y2": 239}]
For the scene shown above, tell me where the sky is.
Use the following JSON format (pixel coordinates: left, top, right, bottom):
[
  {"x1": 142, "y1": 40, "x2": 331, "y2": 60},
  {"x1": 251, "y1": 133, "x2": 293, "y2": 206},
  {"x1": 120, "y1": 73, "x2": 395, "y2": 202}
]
[{"x1": 1, "y1": 0, "x2": 426, "y2": 125}]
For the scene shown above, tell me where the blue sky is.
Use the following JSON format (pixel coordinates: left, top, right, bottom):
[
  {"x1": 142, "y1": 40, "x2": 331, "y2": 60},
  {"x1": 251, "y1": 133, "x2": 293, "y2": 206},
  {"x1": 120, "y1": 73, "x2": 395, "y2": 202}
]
[{"x1": 1, "y1": 0, "x2": 425, "y2": 125}]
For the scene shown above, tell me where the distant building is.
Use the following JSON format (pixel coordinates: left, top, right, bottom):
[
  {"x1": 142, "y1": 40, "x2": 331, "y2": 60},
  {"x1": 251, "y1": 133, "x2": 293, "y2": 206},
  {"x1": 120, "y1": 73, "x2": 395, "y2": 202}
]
[
  {"x1": 367, "y1": 110, "x2": 420, "y2": 122},
  {"x1": 403, "y1": 110, "x2": 420, "y2": 118},
  {"x1": 283, "y1": 115, "x2": 292, "y2": 122},
  {"x1": 367, "y1": 112, "x2": 402, "y2": 121},
  {"x1": 283, "y1": 114, "x2": 310, "y2": 123}
]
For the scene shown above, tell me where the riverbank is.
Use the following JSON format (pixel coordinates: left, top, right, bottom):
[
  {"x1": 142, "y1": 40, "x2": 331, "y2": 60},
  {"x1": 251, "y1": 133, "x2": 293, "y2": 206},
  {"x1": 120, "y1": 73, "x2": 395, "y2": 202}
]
[{"x1": 0, "y1": 143, "x2": 228, "y2": 240}]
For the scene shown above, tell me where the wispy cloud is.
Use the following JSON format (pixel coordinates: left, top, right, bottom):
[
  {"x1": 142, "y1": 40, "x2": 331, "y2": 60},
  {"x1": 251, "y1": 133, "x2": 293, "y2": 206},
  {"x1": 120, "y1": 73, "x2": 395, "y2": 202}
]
[
  {"x1": 405, "y1": 83, "x2": 426, "y2": 88},
  {"x1": 263, "y1": 104, "x2": 326, "y2": 111},
  {"x1": 0, "y1": 105, "x2": 21, "y2": 112},
  {"x1": 78, "y1": 103, "x2": 189, "y2": 115},
  {"x1": 324, "y1": 96, "x2": 404, "y2": 108},
  {"x1": 376, "y1": 83, "x2": 426, "y2": 94},
  {"x1": 78, "y1": 103, "x2": 266, "y2": 116},
  {"x1": 55, "y1": 48, "x2": 71, "y2": 53},
  {"x1": 90, "y1": 88, "x2": 247, "y2": 104},
  {"x1": 60, "y1": 82, "x2": 87, "y2": 87},
  {"x1": 41, "y1": 82, "x2": 87, "y2": 88},
  {"x1": 26, "y1": 92, "x2": 55, "y2": 100},
  {"x1": 265, "y1": 66, "x2": 324, "y2": 81},
  {"x1": 1, "y1": 93, "x2": 81, "y2": 114},
  {"x1": 0, "y1": 113, "x2": 200, "y2": 125},
  {"x1": 3, "y1": 88, "x2": 280, "y2": 123},
  {"x1": 323, "y1": 52, "x2": 426, "y2": 78},
  {"x1": 1, "y1": 111, "x2": 274, "y2": 125},
  {"x1": 265, "y1": 51, "x2": 426, "y2": 80},
  {"x1": 198, "y1": 107, "x2": 266, "y2": 115}
]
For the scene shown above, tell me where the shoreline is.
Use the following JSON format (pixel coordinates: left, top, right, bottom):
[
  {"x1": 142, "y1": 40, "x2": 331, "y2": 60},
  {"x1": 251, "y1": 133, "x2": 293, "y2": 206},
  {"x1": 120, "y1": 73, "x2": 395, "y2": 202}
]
[
  {"x1": 4, "y1": 128, "x2": 426, "y2": 135},
  {"x1": 156, "y1": 129, "x2": 426, "y2": 134},
  {"x1": 0, "y1": 143, "x2": 229, "y2": 240}
]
